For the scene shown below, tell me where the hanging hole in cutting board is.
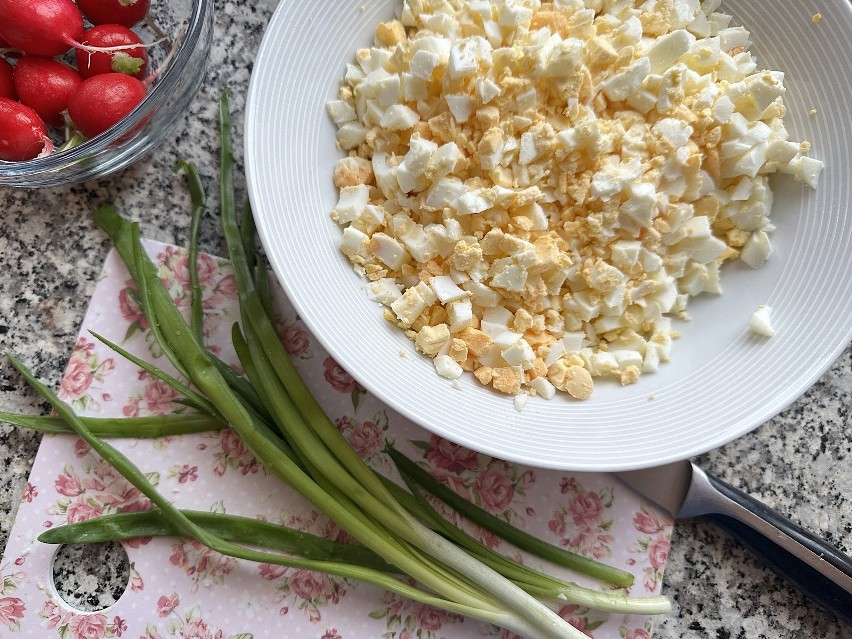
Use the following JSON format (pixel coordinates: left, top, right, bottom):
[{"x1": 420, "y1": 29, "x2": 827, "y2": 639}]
[{"x1": 51, "y1": 542, "x2": 130, "y2": 611}]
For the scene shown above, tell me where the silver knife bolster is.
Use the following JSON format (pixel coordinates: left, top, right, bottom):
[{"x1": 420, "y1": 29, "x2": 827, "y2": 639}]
[{"x1": 681, "y1": 465, "x2": 852, "y2": 594}]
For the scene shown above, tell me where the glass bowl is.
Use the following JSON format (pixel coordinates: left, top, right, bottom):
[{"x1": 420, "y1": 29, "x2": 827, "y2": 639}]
[{"x1": 0, "y1": 0, "x2": 213, "y2": 188}]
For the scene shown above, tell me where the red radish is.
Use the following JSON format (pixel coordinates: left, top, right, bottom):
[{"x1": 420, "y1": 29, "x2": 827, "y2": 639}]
[
  {"x1": 0, "y1": 0, "x2": 151, "y2": 59},
  {"x1": 76, "y1": 0, "x2": 151, "y2": 29},
  {"x1": 14, "y1": 56, "x2": 82, "y2": 127},
  {"x1": 0, "y1": 58, "x2": 15, "y2": 99},
  {"x1": 76, "y1": 24, "x2": 149, "y2": 79},
  {"x1": 0, "y1": 0, "x2": 84, "y2": 57},
  {"x1": 0, "y1": 97, "x2": 53, "y2": 161},
  {"x1": 67, "y1": 72, "x2": 146, "y2": 137}
]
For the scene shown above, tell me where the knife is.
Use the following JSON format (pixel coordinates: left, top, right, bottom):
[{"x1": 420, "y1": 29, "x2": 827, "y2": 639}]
[{"x1": 615, "y1": 460, "x2": 852, "y2": 625}]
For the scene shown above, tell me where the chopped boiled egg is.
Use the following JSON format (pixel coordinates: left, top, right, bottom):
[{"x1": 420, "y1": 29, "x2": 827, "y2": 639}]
[
  {"x1": 749, "y1": 304, "x2": 775, "y2": 337},
  {"x1": 328, "y1": 0, "x2": 823, "y2": 401}
]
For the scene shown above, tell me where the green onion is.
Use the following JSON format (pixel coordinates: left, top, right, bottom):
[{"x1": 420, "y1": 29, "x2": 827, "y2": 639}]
[
  {"x1": 239, "y1": 201, "x2": 256, "y2": 275},
  {"x1": 4, "y1": 90, "x2": 670, "y2": 638},
  {"x1": 212, "y1": 95, "x2": 585, "y2": 637},
  {"x1": 38, "y1": 509, "x2": 398, "y2": 573},
  {"x1": 111, "y1": 221, "x2": 191, "y2": 384},
  {"x1": 209, "y1": 351, "x2": 274, "y2": 424},
  {"x1": 8, "y1": 356, "x2": 504, "y2": 621},
  {"x1": 88, "y1": 330, "x2": 219, "y2": 418},
  {"x1": 0, "y1": 412, "x2": 224, "y2": 438},
  {"x1": 174, "y1": 160, "x2": 207, "y2": 344},
  {"x1": 94, "y1": 204, "x2": 562, "y2": 638},
  {"x1": 388, "y1": 459, "x2": 670, "y2": 614},
  {"x1": 105, "y1": 93, "x2": 591, "y2": 637},
  {"x1": 387, "y1": 446, "x2": 633, "y2": 587},
  {"x1": 1, "y1": 402, "x2": 667, "y2": 615}
]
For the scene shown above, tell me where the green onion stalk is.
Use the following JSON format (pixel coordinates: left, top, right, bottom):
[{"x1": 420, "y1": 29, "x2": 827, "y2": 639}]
[
  {"x1": 3, "y1": 91, "x2": 671, "y2": 638},
  {"x1": 8, "y1": 355, "x2": 522, "y2": 624},
  {"x1": 16, "y1": 409, "x2": 669, "y2": 617}
]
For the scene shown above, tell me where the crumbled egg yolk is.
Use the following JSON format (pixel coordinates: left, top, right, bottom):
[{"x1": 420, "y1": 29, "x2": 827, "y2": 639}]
[{"x1": 328, "y1": 0, "x2": 823, "y2": 401}]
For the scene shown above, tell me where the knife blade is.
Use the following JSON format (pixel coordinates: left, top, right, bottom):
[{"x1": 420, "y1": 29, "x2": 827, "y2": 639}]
[{"x1": 615, "y1": 460, "x2": 852, "y2": 625}]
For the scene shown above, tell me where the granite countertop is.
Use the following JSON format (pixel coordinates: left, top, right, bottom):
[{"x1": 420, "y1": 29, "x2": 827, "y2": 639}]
[{"x1": 0, "y1": 1, "x2": 849, "y2": 637}]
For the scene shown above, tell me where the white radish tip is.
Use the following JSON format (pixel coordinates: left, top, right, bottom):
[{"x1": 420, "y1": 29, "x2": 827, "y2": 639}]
[
  {"x1": 65, "y1": 36, "x2": 165, "y2": 55},
  {"x1": 37, "y1": 137, "x2": 55, "y2": 159}
]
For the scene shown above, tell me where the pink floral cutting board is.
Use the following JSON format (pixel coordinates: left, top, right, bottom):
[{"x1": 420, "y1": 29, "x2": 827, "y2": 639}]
[{"x1": 0, "y1": 241, "x2": 673, "y2": 639}]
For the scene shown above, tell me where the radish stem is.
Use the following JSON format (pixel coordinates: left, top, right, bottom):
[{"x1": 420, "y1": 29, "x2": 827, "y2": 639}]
[{"x1": 68, "y1": 36, "x2": 164, "y2": 55}]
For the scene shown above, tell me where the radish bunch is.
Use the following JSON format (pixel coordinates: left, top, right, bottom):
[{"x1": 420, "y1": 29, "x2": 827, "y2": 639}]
[{"x1": 0, "y1": 0, "x2": 155, "y2": 161}]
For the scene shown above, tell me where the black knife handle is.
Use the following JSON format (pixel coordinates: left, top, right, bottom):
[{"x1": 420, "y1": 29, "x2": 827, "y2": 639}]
[{"x1": 702, "y1": 473, "x2": 852, "y2": 626}]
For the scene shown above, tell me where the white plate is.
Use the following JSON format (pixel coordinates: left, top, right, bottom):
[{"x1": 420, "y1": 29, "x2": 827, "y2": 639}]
[{"x1": 245, "y1": 0, "x2": 852, "y2": 471}]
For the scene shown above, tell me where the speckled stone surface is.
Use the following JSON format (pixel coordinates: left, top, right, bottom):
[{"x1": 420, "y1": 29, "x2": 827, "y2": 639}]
[{"x1": 0, "y1": 1, "x2": 849, "y2": 637}]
